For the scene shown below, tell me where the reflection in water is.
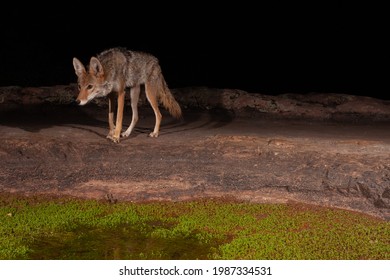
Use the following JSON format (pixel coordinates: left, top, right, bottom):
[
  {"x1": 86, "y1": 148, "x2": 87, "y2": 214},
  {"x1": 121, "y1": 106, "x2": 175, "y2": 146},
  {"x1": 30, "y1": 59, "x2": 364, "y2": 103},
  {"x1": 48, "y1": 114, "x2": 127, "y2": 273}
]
[{"x1": 28, "y1": 224, "x2": 219, "y2": 260}]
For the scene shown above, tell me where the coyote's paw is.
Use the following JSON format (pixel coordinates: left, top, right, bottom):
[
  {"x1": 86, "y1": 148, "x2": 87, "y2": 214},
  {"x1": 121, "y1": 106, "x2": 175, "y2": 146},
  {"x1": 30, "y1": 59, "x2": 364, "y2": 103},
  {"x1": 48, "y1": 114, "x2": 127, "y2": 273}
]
[
  {"x1": 106, "y1": 134, "x2": 120, "y2": 143},
  {"x1": 149, "y1": 131, "x2": 159, "y2": 138},
  {"x1": 121, "y1": 131, "x2": 130, "y2": 138}
]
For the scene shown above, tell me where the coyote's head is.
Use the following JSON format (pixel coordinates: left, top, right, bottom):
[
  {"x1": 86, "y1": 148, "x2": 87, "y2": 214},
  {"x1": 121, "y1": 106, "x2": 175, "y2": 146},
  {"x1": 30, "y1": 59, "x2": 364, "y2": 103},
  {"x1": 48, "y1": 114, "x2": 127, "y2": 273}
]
[{"x1": 72, "y1": 57, "x2": 112, "y2": 105}]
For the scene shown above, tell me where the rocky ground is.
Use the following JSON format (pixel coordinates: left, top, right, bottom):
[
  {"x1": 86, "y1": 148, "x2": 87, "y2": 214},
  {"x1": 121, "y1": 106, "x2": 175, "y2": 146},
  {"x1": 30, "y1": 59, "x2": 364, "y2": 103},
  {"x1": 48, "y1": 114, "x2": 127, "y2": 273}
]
[{"x1": 0, "y1": 85, "x2": 389, "y2": 220}]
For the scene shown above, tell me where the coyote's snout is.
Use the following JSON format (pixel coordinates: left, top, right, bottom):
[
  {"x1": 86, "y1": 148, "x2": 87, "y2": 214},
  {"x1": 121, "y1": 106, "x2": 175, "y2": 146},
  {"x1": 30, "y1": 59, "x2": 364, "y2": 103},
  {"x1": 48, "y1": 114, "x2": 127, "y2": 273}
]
[{"x1": 72, "y1": 47, "x2": 182, "y2": 143}]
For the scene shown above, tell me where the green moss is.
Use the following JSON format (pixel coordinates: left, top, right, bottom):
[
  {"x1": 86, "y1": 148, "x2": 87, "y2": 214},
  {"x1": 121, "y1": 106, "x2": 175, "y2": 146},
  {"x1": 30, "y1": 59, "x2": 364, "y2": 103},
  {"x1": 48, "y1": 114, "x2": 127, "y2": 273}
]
[{"x1": 0, "y1": 195, "x2": 388, "y2": 260}]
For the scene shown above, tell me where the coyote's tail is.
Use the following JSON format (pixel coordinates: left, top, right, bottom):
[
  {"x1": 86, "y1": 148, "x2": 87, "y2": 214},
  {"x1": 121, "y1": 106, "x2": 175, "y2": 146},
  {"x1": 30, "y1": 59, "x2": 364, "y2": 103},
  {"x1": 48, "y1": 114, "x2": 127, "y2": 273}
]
[{"x1": 155, "y1": 71, "x2": 182, "y2": 119}]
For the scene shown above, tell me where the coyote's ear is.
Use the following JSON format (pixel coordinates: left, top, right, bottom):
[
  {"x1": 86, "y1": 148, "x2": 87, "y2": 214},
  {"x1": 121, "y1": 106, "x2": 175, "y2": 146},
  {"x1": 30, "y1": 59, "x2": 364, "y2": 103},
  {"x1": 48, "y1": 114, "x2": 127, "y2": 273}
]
[
  {"x1": 89, "y1": 57, "x2": 104, "y2": 77},
  {"x1": 73, "y1": 57, "x2": 86, "y2": 77}
]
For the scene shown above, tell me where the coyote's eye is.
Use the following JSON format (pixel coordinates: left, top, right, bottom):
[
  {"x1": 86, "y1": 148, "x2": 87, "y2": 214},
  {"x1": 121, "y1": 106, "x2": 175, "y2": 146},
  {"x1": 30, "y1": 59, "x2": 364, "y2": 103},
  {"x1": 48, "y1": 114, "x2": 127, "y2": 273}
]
[{"x1": 87, "y1": 85, "x2": 93, "y2": 90}]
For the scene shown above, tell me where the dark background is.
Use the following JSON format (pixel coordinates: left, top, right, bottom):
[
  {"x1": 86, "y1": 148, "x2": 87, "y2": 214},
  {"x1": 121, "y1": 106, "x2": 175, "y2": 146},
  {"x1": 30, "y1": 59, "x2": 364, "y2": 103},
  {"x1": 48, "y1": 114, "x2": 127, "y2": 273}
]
[{"x1": 0, "y1": 3, "x2": 388, "y2": 99}]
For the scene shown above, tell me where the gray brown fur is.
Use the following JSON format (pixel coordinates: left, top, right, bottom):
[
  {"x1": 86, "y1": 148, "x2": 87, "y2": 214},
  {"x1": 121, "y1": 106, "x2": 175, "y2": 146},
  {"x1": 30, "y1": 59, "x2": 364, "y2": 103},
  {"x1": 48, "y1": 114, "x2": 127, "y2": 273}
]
[{"x1": 72, "y1": 47, "x2": 182, "y2": 143}]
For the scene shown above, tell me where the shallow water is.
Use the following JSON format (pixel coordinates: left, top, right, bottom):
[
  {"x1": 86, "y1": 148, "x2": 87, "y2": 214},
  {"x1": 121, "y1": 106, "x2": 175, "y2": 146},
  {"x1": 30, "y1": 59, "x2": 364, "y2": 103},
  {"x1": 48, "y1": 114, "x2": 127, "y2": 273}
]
[{"x1": 27, "y1": 224, "x2": 217, "y2": 260}]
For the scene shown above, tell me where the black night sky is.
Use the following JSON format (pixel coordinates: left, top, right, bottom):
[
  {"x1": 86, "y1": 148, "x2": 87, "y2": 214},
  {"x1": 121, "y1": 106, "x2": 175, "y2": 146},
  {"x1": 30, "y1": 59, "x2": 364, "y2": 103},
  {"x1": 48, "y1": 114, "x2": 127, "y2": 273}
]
[{"x1": 1, "y1": 3, "x2": 388, "y2": 99}]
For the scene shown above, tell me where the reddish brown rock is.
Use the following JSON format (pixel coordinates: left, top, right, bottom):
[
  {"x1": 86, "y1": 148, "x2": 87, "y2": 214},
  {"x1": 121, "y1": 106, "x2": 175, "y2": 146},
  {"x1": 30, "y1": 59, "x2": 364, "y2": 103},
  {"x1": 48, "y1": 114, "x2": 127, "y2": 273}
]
[{"x1": 0, "y1": 85, "x2": 389, "y2": 220}]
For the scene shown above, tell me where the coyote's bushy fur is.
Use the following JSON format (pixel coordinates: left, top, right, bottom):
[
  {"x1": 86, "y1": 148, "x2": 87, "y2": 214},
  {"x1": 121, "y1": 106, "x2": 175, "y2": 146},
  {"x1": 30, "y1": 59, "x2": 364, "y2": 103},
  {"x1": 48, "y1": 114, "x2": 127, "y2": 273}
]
[{"x1": 72, "y1": 47, "x2": 182, "y2": 143}]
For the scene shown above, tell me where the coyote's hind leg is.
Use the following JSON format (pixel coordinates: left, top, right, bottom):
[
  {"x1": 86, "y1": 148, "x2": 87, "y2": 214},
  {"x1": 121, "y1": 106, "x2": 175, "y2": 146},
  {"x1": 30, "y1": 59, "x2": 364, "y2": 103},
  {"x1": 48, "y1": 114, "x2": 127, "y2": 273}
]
[{"x1": 145, "y1": 82, "x2": 162, "y2": 137}]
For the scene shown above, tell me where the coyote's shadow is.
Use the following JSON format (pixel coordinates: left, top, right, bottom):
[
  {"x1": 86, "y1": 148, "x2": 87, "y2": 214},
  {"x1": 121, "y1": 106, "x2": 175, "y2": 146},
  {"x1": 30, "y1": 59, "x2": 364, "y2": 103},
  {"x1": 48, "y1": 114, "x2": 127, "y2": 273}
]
[
  {"x1": 0, "y1": 102, "x2": 235, "y2": 141},
  {"x1": 0, "y1": 104, "x2": 107, "y2": 133}
]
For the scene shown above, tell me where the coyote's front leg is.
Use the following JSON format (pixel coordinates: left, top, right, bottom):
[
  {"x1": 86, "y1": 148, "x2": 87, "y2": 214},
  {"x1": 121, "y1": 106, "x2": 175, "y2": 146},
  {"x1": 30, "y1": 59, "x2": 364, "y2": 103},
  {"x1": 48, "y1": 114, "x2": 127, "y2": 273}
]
[
  {"x1": 107, "y1": 91, "x2": 125, "y2": 143},
  {"x1": 107, "y1": 93, "x2": 116, "y2": 140},
  {"x1": 122, "y1": 85, "x2": 140, "y2": 138}
]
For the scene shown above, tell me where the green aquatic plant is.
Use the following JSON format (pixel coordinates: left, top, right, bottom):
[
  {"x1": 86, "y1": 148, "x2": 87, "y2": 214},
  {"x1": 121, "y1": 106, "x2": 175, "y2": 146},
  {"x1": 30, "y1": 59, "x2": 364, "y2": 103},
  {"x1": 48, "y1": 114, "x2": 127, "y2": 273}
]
[{"x1": 0, "y1": 195, "x2": 388, "y2": 260}]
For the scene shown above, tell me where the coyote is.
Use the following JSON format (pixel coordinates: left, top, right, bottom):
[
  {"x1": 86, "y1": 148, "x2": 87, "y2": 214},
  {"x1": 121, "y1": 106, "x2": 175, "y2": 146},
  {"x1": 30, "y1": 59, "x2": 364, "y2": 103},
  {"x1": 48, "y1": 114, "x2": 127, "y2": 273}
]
[{"x1": 72, "y1": 47, "x2": 182, "y2": 143}]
